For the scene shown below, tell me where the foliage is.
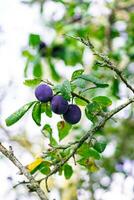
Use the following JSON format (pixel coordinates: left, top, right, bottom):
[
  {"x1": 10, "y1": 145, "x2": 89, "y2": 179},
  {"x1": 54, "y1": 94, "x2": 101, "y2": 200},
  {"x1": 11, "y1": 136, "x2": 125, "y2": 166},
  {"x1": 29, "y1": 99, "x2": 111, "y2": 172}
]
[{"x1": 2, "y1": 0, "x2": 134, "y2": 199}]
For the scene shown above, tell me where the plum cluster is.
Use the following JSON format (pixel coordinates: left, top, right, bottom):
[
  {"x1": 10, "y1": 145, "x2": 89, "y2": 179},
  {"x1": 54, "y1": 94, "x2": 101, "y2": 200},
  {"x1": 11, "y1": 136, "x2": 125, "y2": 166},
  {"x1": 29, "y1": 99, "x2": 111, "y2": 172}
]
[{"x1": 35, "y1": 84, "x2": 81, "y2": 124}]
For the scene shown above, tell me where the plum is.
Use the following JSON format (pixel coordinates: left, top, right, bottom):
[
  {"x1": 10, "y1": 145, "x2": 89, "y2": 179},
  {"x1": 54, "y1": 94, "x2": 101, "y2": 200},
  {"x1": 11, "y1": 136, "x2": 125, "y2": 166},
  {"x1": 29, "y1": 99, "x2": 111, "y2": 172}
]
[
  {"x1": 35, "y1": 84, "x2": 53, "y2": 102},
  {"x1": 39, "y1": 41, "x2": 47, "y2": 56},
  {"x1": 63, "y1": 104, "x2": 81, "y2": 124},
  {"x1": 51, "y1": 95, "x2": 68, "y2": 114}
]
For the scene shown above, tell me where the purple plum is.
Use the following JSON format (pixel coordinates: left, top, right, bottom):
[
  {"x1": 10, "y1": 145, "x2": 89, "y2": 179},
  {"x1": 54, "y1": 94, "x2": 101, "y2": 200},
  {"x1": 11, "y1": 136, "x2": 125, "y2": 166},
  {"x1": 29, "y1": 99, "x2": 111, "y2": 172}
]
[
  {"x1": 35, "y1": 84, "x2": 53, "y2": 102},
  {"x1": 51, "y1": 95, "x2": 68, "y2": 114},
  {"x1": 63, "y1": 104, "x2": 81, "y2": 124}
]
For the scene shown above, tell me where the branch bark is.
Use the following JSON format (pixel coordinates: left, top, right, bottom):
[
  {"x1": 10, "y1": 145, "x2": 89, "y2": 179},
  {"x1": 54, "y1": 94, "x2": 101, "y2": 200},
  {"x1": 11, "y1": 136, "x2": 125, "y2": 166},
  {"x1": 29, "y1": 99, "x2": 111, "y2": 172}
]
[
  {"x1": 65, "y1": 35, "x2": 134, "y2": 94},
  {"x1": 39, "y1": 97, "x2": 134, "y2": 184},
  {"x1": 81, "y1": 37, "x2": 134, "y2": 94},
  {"x1": 0, "y1": 143, "x2": 48, "y2": 200}
]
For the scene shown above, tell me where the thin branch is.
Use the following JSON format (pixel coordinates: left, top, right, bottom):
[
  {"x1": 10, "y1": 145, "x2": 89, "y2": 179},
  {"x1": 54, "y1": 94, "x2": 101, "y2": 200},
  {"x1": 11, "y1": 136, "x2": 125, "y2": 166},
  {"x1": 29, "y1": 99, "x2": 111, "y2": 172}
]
[
  {"x1": 0, "y1": 143, "x2": 48, "y2": 200},
  {"x1": 71, "y1": 92, "x2": 90, "y2": 103},
  {"x1": 82, "y1": 37, "x2": 134, "y2": 94},
  {"x1": 64, "y1": 35, "x2": 134, "y2": 94},
  {"x1": 38, "y1": 97, "x2": 134, "y2": 183},
  {"x1": 41, "y1": 79, "x2": 90, "y2": 104}
]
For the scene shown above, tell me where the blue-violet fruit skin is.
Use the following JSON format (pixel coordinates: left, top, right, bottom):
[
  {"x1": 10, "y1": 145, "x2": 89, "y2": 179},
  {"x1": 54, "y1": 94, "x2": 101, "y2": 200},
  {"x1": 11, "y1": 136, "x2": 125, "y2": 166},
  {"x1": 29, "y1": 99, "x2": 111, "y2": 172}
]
[
  {"x1": 35, "y1": 84, "x2": 53, "y2": 103},
  {"x1": 63, "y1": 104, "x2": 81, "y2": 124},
  {"x1": 51, "y1": 95, "x2": 68, "y2": 114}
]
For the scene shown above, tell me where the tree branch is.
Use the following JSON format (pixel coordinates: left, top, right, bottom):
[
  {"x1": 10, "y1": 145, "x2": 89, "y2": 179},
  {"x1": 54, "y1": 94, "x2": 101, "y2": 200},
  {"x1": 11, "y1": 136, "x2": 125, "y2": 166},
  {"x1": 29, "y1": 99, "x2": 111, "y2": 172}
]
[
  {"x1": 81, "y1": 37, "x2": 134, "y2": 94},
  {"x1": 0, "y1": 143, "x2": 48, "y2": 200},
  {"x1": 64, "y1": 35, "x2": 134, "y2": 94},
  {"x1": 38, "y1": 97, "x2": 134, "y2": 184}
]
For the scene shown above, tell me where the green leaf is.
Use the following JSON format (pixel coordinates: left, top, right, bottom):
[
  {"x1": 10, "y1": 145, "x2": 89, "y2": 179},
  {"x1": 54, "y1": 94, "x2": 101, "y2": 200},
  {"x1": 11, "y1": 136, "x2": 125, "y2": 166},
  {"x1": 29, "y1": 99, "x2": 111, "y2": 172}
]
[
  {"x1": 22, "y1": 50, "x2": 34, "y2": 61},
  {"x1": 38, "y1": 162, "x2": 51, "y2": 175},
  {"x1": 77, "y1": 143, "x2": 100, "y2": 160},
  {"x1": 74, "y1": 97, "x2": 87, "y2": 106},
  {"x1": 5, "y1": 102, "x2": 35, "y2": 126},
  {"x1": 60, "y1": 149, "x2": 71, "y2": 158},
  {"x1": 33, "y1": 62, "x2": 43, "y2": 78},
  {"x1": 61, "y1": 80, "x2": 72, "y2": 101},
  {"x1": 48, "y1": 58, "x2": 61, "y2": 81},
  {"x1": 77, "y1": 158, "x2": 87, "y2": 167},
  {"x1": 85, "y1": 102, "x2": 100, "y2": 123},
  {"x1": 93, "y1": 139, "x2": 107, "y2": 153},
  {"x1": 29, "y1": 33, "x2": 40, "y2": 47},
  {"x1": 42, "y1": 124, "x2": 52, "y2": 137},
  {"x1": 24, "y1": 78, "x2": 41, "y2": 87},
  {"x1": 71, "y1": 69, "x2": 84, "y2": 81},
  {"x1": 57, "y1": 121, "x2": 72, "y2": 141},
  {"x1": 42, "y1": 124, "x2": 57, "y2": 147},
  {"x1": 92, "y1": 96, "x2": 112, "y2": 108},
  {"x1": 64, "y1": 164, "x2": 73, "y2": 179},
  {"x1": 79, "y1": 74, "x2": 109, "y2": 88},
  {"x1": 53, "y1": 84, "x2": 62, "y2": 93},
  {"x1": 111, "y1": 78, "x2": 120, "y2": 98},
  {"x1": 77, "y1": 158, "x2": 99, "y2": 172},
  {"x1": 41, "y1": 103, "x2": 52, "y2": 118},
  {"x1": 72, "y1": 79, "x2": 87, "y2": 89},
  {"x1": 32, "y1": 102, "x2": 41, "y2": 126}
]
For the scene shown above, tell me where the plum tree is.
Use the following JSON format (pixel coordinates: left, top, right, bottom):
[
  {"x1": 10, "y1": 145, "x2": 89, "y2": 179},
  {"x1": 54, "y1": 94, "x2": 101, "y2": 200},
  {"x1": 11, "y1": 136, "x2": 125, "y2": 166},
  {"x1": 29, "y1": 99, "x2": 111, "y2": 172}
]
[
  {"x1": 63, "y1": 104, "x2": 81, "y2": 124},
  {"x1": 35, "y1": 84, "x2": 53, "y2": 102},
  {"x1": 51, "y1": 95, "x2": 68, "y2": 114}
]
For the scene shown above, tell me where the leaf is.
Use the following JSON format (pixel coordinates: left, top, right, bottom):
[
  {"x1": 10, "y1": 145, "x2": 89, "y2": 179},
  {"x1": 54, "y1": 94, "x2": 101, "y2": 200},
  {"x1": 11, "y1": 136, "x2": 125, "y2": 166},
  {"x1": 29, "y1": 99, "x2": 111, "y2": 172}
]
[
  {"x1": 85, "y1": 102, "x2": 100, "y2": 123},
  {"x1": 32, "y1": 102, "x2": 41, "y2": 126},
  {"x1": 77, "y1": 143, "x2": 100, "y2": 160},
  {"x1": 48, "y1": 58, "x2": 61, "y2": 81},
  {"x1": 60, "y1": 149, "x2": 71, "y2": 158},
  {"x1": 41, "y1": 103, "x2": 52, "y2": 118},
  {"x1": 71, "y1": 69, "x2": 84, "y2": 81},
  {"x1": 77, "y1": 158, "x2": 99, "y2": 172},
  {"x1": 22, "y1": 50, "x2": 34, "y2": 61},
  {"x1": 89, "y1": 162, "x2": 99, "y2": 172},
  {"x1": 74, "y1": 97, "x2": 87, "y2": 106},
  {"x1": 38, "y1": 161, "x2": 51, "y2": 175},
  {"x1": 29, "y1": 33, "x2": 40, "y2": 47},
  {"x1": 64, "y1": 164, "x2": 73, "y2": 179},
  {"x1": 57, "y1": 121, "x2": 72, "y2": 141},
  {"x1": 111, "y1": 78, "x2": 120, "y2": 98},
  {"x1": 49, "y1": 137, "x2": 58, "y2": 147},
  {"x1": 92, "y1": 96, "x2": 112, "y2": 108},
  {"x1": 42, "y1": 124, "x2": 57, "y2": 147},
  {"x1": 61, "y1": 80, "x2": 72, "y2": 101},
  {"x1": 24, "y1": 78, "x2": 41, "y2": 87},
  {"x1": 42, "y1": 124, "x2": 52, "y2": 137},
  {"x1": 39, "y1": 165, "x2": 51, "y2": 175},
  {"x1": 79, "y1": 74, "x2": 109, "y2": 88},
  {"x1": 77, "y1": 158, "x2": 88, "y2": 167},
  {"x1": 5, "y1": 101, "x2": 36, "y2": 126},
  {"x1": 93, "y1": 139, "x2": 107, "y2": 153},
  {"x1": 72, "y1": 79, "x2": 87, "y2": 89},
  {"x1": 53, "y1": 84, "x2": 62, "y2": 93},
  {"x1": 26, "y1": 157, "x2": 43, "y2": 174},
  {"x1": 33, "y1": 62, "x2": 43, "y2": 78}
]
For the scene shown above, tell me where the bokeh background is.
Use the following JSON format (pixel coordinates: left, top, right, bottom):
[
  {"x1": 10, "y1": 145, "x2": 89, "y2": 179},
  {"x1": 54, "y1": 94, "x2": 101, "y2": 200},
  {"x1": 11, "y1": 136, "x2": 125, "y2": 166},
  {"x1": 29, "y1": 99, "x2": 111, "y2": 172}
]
[{"x1": 0, "y1": 0, "x2": 134, "y2": 199}]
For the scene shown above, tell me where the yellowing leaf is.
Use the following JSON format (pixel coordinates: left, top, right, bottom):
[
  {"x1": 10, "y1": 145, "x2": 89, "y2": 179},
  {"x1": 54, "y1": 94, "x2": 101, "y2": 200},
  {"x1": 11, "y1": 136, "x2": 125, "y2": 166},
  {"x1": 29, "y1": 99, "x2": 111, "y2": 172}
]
[{"x1": 26, "y1": 157, "x2": 43, "y2": 173}]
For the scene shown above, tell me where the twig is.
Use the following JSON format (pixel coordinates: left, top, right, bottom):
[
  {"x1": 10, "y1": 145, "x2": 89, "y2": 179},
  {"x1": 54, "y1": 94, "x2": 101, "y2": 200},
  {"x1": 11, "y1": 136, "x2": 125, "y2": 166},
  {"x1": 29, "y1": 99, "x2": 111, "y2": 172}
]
[
  {"x1": 41, "y1": 79, "x2": 90, "y2": 104},
  {"x1": 0, "y1": 143, "x2": 48, "y2": 200},
  {"x1": 71, "y1": 92, "x2": 90, "y2": 103},
  {"x1": 38, "y1": 97, "x2": 134, "y2": 183},
  {"x1": 64, "y1": 35, "x2": 134, "y2": 94},
  {"x1": 82, "y1": 37, "x2": 134, "y2": 94}
]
